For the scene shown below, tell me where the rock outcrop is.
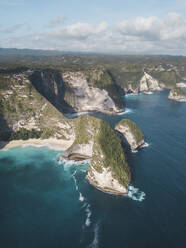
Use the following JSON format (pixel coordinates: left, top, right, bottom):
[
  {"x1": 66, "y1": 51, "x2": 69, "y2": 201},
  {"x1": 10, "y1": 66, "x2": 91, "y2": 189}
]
[
  {"x1": 0, "y1": 70, "x2": 75, "y2": 141},
  {"x1": 115, "y1": 119, "x2": 145, "y2": 151},
  {"x1": 139, "y1": 72, "x2": 161, "y2": 93},
  {"x1": 62, "y1": 69, "x2": 124, "y2": 114},
  {"x1": 60, "y1": 115, "x2": 131, "y2": 194},
  {"x1": 168, "y1": 88, "x2": 186, "y2": 102},
  {"x1": 176, "y1": 82, "x2": 186, "y2": 88},
  {"x1": 63, "y1": 72, "x2": 123, "y2": 113}
]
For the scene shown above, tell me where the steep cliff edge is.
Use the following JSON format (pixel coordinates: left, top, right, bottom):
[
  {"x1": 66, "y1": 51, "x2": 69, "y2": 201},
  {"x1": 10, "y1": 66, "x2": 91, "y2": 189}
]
[
  {"x1": 0, "y1": 72, "x2": 131, "y2": 195},
  {"x1": 115, "y1": 119, "x2": 145, "y2": 151},
  {"x1": 60, "y1": 115, "x2": 130, "y2": 194},
  {"x1": 0, "y1": 71, "x2": 75, "y2": 142},
  {"x1": 62, "y1": 68, "x2": 124, "y2": 114},
  {"x1": 168, "y1": 87, "x2": 186, "y2": 102},
  {"x1": 139, "y1": 72, "x2": 161, "y2": 93},
  {"x1": 30, "y1": 68, "x2": 124, "y2": 115}
]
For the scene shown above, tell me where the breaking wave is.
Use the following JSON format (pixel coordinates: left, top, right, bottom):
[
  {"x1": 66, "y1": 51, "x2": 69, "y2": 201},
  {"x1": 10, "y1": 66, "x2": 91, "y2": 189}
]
[
  {"x1": 141, "y1": 142, "x2": 150, "y2": 148},
  {"x1": 89, "y1": 222, "x2": 100, "y2": 248},
  {"x1": 85, "y1": 204, "x2": 92, "y2": 227},
  {"x1": 143, "y1": 91, "x2": 153, "y2": 95},
  {"x1": 117, "y1": 108, "x2": 134, "y2": 115},
  {"x1": 128, "y1": 185, "x2": 146, "y2": 201},
  {"x1": 124, "y1": 93, "x2": 139, "y2": 97}
]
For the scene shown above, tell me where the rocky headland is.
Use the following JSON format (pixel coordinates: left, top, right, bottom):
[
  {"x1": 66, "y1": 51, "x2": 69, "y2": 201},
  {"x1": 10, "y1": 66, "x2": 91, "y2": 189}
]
[{"x1": 168, "y1": 88, "x2": 186, "y2": 101}]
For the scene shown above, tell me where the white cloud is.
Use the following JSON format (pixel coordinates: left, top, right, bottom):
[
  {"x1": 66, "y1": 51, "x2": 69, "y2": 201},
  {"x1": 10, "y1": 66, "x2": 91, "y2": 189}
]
[{"x1": 2, "y1": 13, "x2": 186, "y2": 55}]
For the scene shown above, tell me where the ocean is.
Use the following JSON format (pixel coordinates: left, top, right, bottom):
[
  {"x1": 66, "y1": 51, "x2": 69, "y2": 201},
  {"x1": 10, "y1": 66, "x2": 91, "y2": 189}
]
[{"x1": 0, "y1": 90, "x2": 186, "y2": 248}]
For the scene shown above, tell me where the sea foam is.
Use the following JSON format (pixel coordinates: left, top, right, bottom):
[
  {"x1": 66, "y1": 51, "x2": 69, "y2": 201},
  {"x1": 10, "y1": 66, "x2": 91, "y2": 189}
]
[
  {"x1": 85, "y1": 204, "x2": 92, "y2": 226},
  {"x1": 117, "y1": 108, "x2": 134, "y2": 116},
  {"x1": 128, "y1": 185, "x2": 146, "y2": 202},
  {"x1": 89, "y1": 222, "x2": 100, "y2": 248}
]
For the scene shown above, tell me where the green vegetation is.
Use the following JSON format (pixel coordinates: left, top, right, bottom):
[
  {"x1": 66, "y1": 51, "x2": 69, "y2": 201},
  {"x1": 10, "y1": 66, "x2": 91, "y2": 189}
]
[
  {"x1": 86, "y1": 68, "x2": 125, "y2": 109},
  {"x1": 10, "y1": 128, "x2": 42, "y2": 140},
  {"x1": 117, "y1": 119, "x2": 144, "y2": 144},
  {"x1": 108, "y1": 66, "x2": 144, "y2": 91},
  {"x1": 149, "y1": 71, "x2": 181, "y2": 88},
  {"x1": 73, "y1": 115, "x2": 93, "y2": 145},
  {"x1": 98, "y1": 121, "x2": 130, "y2": 187},
  {"x1": 170, "y1": 87, "x2": 186, "y2": 96}
]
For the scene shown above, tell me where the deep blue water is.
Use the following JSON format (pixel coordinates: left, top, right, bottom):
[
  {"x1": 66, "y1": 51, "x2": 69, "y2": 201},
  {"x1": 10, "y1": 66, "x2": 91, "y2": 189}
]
[{"x1": 0, "y1": 90, "x2": 186, "y2": 248}]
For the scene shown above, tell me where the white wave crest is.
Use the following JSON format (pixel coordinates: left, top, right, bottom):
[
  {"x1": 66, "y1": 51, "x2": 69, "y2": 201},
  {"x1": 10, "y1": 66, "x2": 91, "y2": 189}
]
[
  {"x1": 143, "y1": 91, "x2": 153, "y2": 95},
  {"x1": 132, "y1": 150, "x2": 138, "y2": 153},
  {"x1": 79, "y1": 192, "x2": 85, "y2": 202},
  {"x1": 128, "y1": 185, "x2": 146, "y2": 202},
  {"x1": 89, "y1": 222, "x2": 100, "y2": 248},
  {"x1": 85, "y1": 204, "x2": 92, "y2": 227},
  {"x1": 141, "y1": 142, "x2": 150, "y2": 148},
  {"x1": 124, "y1": 93, "x2": 139, "y2": 97},
  {"x1": 117, "y1": 108, "x2": 134, "y2": 115},
  {"x1": 72, "y1": 171, "x2": 79, "y2": 191}
]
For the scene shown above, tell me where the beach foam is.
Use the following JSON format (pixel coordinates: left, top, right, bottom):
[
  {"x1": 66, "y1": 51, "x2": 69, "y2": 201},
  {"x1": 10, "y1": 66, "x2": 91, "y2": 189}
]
[
  {"x1": 141, "y1": 142, "x2": 150, "y2": 148},
  {"x1": 85, "y1": 204, "x2": 92, "y2": 226},
  {"x1": 117, "y1": 108, "x2": 134, "y2": 115},
  {"x1": 128, "y1": 185, "x2": 146, "y2": 201},
  {"x1": 89, "y1": 222, "x2": 100, "y2": 248}
]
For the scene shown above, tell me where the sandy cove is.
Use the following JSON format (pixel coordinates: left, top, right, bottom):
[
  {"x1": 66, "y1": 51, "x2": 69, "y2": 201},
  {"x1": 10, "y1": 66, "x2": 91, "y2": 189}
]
[{"x1": 0, "y1": 138, "x2": 74, "y2": 151}]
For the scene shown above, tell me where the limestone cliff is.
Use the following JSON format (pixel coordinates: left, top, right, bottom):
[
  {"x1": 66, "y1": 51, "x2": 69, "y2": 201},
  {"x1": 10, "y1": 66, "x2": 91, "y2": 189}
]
[
  {"x1": 62, "y1": 70, "x2": 123, "y2": 114},
  {"x1": 0, "y1": 71, "x2": 75, "y2": 142},
  {"x1": 115, "y1": 119, "x2": 145, "y2": 151},
  {"x1": 168, "y1": 88, "x2": 186, "y2": 102},
  {"x1": 0, "y1": 71, "x2": 131, "y2": 194},
  {"x1": 139, "y1": 72, "x2": 161, "y2": 93},
  {"x1": 60, "y1": 115, "x2": 130, "y2": 194},
  {"x1": 29, "y1": 68, "x2": 124, "y2": 115}
]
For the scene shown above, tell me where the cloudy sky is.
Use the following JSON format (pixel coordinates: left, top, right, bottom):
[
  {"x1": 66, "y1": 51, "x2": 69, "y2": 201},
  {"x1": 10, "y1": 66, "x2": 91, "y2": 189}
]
[{"x1": 1, "y1": 0, "x2": 186, "y2": 55}]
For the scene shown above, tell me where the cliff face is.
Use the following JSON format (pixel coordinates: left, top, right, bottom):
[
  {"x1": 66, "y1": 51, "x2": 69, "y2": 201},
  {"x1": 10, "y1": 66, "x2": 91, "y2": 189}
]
[
  {"x1": 60, "y1": 115, "x2": 130, "y2": 194},
  {"x1": 29, "y1": 68, "x2": 124, "y2": 115},
  {"x1": 62, "y1": 70, "x2": 123, "y2": 114},
  {"x1": 111, "y1": 71, "x2": 162, "y2": 95},
  {"x1": 0, "y1": 71, "x2": 75, "y2": 141},
  {"x1": 168, "y1": 88, "x2": 186, "y2": 101},
  {"x1": 0, "y1": 72, "x2": 131, "y2": 194},
  {"x1": 139, "y1": 72, "x2": 161, "y2": 93},
  {"x1": 115, "y1": 119, "x2": 145, "y2": 151}
]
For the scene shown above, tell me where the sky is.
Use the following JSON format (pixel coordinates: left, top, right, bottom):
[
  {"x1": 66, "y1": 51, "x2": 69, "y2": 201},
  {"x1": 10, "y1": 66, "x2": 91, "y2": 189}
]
[{"x1": 1, "y1": 0, "x2": 186, "y2": 55}]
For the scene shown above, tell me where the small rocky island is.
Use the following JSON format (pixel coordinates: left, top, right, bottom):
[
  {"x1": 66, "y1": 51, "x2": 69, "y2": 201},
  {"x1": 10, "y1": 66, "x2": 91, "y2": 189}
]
[
  {"x1": 115, "y1": 119, "x2": 145, "y2": 152},
  {"x1": 168, "y1": 87, "x2": 186, "y2": 102}
]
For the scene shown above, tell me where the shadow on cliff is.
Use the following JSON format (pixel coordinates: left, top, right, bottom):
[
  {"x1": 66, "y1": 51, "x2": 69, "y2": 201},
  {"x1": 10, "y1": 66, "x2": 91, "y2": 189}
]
[
  {"x1": 115, "y1": 129, "x2": 136, "y2": 182},
  {"x1": 29, "y1": 69, "x2": 76, "y2": 115},
  {"x1": 0, "y1": 115, "x2": 12, "y2": 149}
]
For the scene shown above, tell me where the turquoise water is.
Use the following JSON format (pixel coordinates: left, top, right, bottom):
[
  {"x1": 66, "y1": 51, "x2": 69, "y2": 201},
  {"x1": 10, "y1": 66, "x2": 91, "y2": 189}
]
[{"x1": 1, "y1": 90, "x2": 186, "y2": 247}]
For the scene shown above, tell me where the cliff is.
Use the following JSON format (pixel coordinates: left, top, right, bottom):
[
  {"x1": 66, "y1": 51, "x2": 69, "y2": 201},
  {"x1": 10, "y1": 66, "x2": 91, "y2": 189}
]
[
  {"x1": 168, "y1": 87, "x2": 186, "y2": 102},
  {"x1": 0, "y1": 71, "x2": 130, "y2": 194},
  {"x1": 139, "y1": 72, "x2": 161, "y2": 93},
  {"x1": 60, "y1": 115, "x2": 130, "y2": 194},
  {"x1": 115, "y1": 119, "x2": 145, "y2": 151},
  {"x1": 62, "y1": 69, "x2": 124, "y2": 114},
  {"x1": 0, "y1": 70, "x2": 74, "y2": 142},
  {"x1": 29, "y1": 68, "x2": 124, "y2": 115}
]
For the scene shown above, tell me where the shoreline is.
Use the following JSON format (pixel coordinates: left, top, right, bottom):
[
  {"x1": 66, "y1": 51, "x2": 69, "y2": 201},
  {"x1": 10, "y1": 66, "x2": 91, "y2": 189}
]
[
  {"x1": 64, "y1": 108, "x2": 126, "y2": 118},
  {"x1": 0, "y1": 138, "x2": 74, "y2": 151},
  {"x1": 87, "y1": 175, "x2": 128, "y2": 196}
]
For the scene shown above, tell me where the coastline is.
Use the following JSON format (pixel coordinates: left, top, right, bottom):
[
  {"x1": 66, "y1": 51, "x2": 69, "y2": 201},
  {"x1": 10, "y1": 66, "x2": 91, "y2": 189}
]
[
  {"x1": 87, "y1": 175, "x2": 128, "y2": 195},
  {"x1": 0, "y1": 138, "x2": 74, "y2": 151}
]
